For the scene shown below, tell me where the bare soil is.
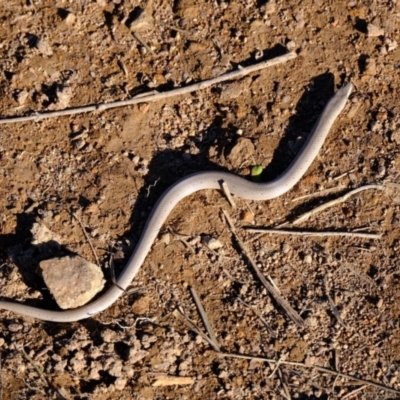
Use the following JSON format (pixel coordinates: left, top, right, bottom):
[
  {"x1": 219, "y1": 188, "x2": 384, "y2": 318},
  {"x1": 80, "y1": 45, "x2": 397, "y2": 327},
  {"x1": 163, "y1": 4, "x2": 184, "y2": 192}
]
[{"x1": 0, "y1": 1, "x2": 400, "y2": 399}]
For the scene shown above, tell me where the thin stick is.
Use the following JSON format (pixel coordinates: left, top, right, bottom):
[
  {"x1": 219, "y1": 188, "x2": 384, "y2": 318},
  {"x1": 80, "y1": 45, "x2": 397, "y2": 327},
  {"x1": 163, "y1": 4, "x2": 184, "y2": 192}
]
[
  {"x1": 0, "y1": 354, "x2": 2, "y2": 400},
  {"x1": 221, "y1": 181, "x2": 236, "y2": 208},
  {"x1": 190, "y1": 287, "x2": 221, "y2": 352},
  {"x1": 246, "y1": 228, "x2": 381, "y2": 239},
  {"x1": 286, "y1": 185, "x2": 385, "y2": 226},
  {"x1": 21, "y1": 348, "x2": 68, "y2": 400},
  {"x1": 172, "y1": 309, "x2": 219, "y2": 351},
  {"x1": 291, "y1": 185, "x2": 346, "y2": 202},
  {"x1": 219, "y1": 352, "x2": 400, "y2": 395},
  {"x1": 277, "y1": 368, "x2": 292, "y2": 400},
  {"x1": 132, "y1": 32, "x2": 155, "y2": 55},
  {"x1": 222, "y1": 209, "x2": 304, "y2": 328},
  {"x1": 341, "y1": 385, "x2": 367, "y2": 399},
  {"x1": 0, "y1": 52, "x2": 297, "y2": 124},
  {"x1": 332, "y1": 168, "x2": 356, "y2": 181},
  {"x1": 324, "y1": 278, "x2": 346, "y2": 329},
  {"x1": 72, "y1": 209, "x2": 100, "y2": 266},
  {"x1": 236, "y1": 297, "x2": 276, "y2": 338},
  {"x1": 21, "y1": 348, "x2": 45, "y2": 381}
]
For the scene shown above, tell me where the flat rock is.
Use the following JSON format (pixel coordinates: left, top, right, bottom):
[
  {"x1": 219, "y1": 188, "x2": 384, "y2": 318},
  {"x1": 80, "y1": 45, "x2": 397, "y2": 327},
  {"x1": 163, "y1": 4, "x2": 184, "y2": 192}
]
[
  {"x1": 39, "y1": 255, "x2": 105, "y2": 309},
  {"x1": 367, "y1": 23, "x2": 384, "y2": 37}
]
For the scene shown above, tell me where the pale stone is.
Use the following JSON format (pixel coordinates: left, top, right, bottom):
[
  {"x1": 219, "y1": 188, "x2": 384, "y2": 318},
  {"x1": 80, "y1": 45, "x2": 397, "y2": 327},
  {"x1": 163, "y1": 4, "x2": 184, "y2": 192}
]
[{"x1": 39, "y1": 255, "x2": 105, "y2": 309}]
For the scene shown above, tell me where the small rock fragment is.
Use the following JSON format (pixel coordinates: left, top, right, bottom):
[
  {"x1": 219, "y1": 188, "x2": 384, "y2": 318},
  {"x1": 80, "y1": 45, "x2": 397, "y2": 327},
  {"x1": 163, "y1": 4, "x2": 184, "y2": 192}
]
[
  {"x1": 264, "y1": 0, "x2": 276, "y2": 14},
  {"x1": 35, "y1": 38, "x2": 53, "y2": 56},
  {"x1": 364, "y1": 57, "x2": 377, "y2": 76},
  {"x1": 65, "y1": 12, "x2": 76, "y2": 25},
  {"x1": 128, "y1": 345, "x2": 148, "y2": 364},
  {"x1": 391, "y1": 130, "x2": 400, "y2": 145},
  {"x1": 128, "y1": 8, "x2": 153, "y2": 32},
  {"x1": 385, "y1": 38, "x2": 398, "y2": 52},
  {"x1": 131, "y1": 296, "x2": 151, "y2": 315},
  {"x1": 70, "y1": 351, "x2": 86, "y2": 373},
  {"x1": 286, "y1": 40, "x2": 296, "y2": 51},
  {"x1": 106, "y1": 359, "x2": 123, "y2": 377},
  {"x1": 367, "y1": 23, "x2": 384, "y2": 37},
  {"x1": 31, "y1": 222, "x2": 62, "y2": 245},
  {"x1": 294, "y1": 12, "x2": 305, "y2": 29},
  {"x1": 8, "y1": 324, "x2": 22, "y2": 333},
  {"x1": 304, "y1": 254, "x2": 312, "y2": 264},
  {"x1": 240, "y1": 210, "x2": 254, "y2": 223},
  {"x1": 114, "y1": 378, "x2": 128, "y2": 390},
  {"x1": 159, "y1": 233, "x2": 170, "y2": 245},
  {"x1": 101, "y1": 329, "x2": 118, "y2": 343},
  {"x1": 39, "y1": 256, "x2": 105, "y2": 309},
  {"x1": 17, "y1": 90, "x2": 29, "y2": 105},
  {"x1": 282, "y1": 243, "x2": 291, "y2": 254},
  {"x1": 202, "y1": 236, "x2": 223, "y2": 250}
]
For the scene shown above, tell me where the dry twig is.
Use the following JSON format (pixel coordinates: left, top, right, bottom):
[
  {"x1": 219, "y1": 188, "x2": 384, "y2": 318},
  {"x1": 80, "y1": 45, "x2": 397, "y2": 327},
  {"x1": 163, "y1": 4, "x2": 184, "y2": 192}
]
[
  {"x1": 72, "y1": 209, "x2": 100, "y2": 266},
  {"x1": 341, "y1": 385, "x2": 367, "y2": 399},
  {"x1": 0, "y1": 354, "x2": 2, "y2": 400},
  {"x1": 20, "y1": 348, "x2": 68, "y2": 400},
  {"x1": 246, "y1": 228, "x2": 380, "y2": 239},
  {"x1": 222, "y1": 209, "x2": 304, "y2": 328},
  {"x1": 172, "y1": 309, "x2": 219, "y2": 351},
  {"x1": 324, "y1": 278, "x2": 346, "y2": 329},
  {"x1": 0, "y1": 52, "x2": 296, "y2": 124},
  {"x1": 283, "y1": 185, "x2": 384, "y2": 226},
  {"x1": 152, "y1": 376, "x2": 195, "y2": 386},
  {"x1": 291, "y1": 184, "x2": 346, "y2": 202},
  {"x1": 219, "y1": 352, "x2": 400, "y2": 396},
  {"x1": 190, "y1": 287, "x2": 221, "y2": 352},
  {"x1": 221, "y1": 181, "x2": 236, "y2": 208},
  {"x1": 235, "y1": 297, "x2": 276, "y2": 337},
  {"x1": 132, "y1": 32, "x2": 155, "y2": 54}
]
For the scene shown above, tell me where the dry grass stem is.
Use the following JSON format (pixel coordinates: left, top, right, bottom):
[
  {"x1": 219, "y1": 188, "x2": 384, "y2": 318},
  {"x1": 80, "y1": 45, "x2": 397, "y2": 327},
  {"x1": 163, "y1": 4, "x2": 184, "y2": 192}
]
[
  {"x1": 189, "y1": 287, "x2": 221, "y2": 352},
  {"x1": 222, "y1": 209, "x2": 304, "y2": 328},
  {"x1": 324, "y1": 278, "x2": 347, "y2": 329},
  {"x1": 221, "y1": 181, "x2": 236, "y2": 208},
  {"x1": 246, "y1": 228, "x2": 380, "y2": 239},
  {"x1": 236, "y1": 297, "x2": 276, "y2": 338},
  {"x1": 21, "y1": 348, "x2": 68, "y2": 400},
  {"x1": 0, "y1": 354, "x2": 2, "y2": 400},
  {"x1": 132, "y1": 32, "x2": 155, "y2": 55},
  {"x1": 291, "y1": 185, "x2": 346, "y2": 202},
  {"x1": 152, "y1": 376, "x2": 195, "y2": 386},
  {"x1": 285, "y1": 185, "x2": 385, "y2": 226},
  {"x1": 341, "y1": 385, "x2": 367, "y2": 399},
  {"x1": 219, "y1": 352, "x2": 400, "y2": 395},
  {"x1": 332, "y1": 168, "x2": 356, "y2": 181},
  {"x1": 72, "y1": 209, "x2": 100, "y2": 266},
  {"x1": 0, "y1": 52, "x2": 296, "y2": 124},
  {"x1": 172, "y1": 309, "x2": 220, "y2": 351}
]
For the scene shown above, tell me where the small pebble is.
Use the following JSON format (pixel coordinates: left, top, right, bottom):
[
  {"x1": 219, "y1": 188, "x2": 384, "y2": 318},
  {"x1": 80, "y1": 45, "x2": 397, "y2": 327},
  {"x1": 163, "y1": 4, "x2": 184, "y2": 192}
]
[
  {"x1": 36, "y1": 38, "x2": 53, "y2": 56},
  {"x1": 202, "y1": 236, "x2": 223, "y2": 250},
  {"x1": 286, "y1": 40, "x2": 296, "y2": 51},
  {"x1": 8, "y1": 324, "x2": 22, "y2": 333},
  {"x1": 304, "y1": 254, "x2": 312, "y2": 264},
  {"x1": 367, "y1": 23, "x2": 384, "y2": 37},
  {"x1": 282, "y1": 243, "x2": 291, "y2": 254},
  {"x1": 240, "y1": 210, "x2": 254, "y2": 223},
  {"x1": 65, "y1": 12, "x2": 76, "y2": 25}
]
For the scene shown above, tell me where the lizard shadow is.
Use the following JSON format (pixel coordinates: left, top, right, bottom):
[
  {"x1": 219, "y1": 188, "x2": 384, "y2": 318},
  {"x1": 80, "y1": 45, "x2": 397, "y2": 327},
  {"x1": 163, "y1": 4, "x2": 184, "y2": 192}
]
[{"x1": 0, "y1": 72, "x2": 344, "y2": 329}]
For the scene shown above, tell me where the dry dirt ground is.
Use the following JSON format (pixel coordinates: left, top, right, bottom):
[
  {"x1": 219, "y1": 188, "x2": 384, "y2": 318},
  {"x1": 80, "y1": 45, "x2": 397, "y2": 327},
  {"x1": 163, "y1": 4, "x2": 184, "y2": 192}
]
[{"x1": 0, "y1": 0, "x2": 400, "y2": 399}]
